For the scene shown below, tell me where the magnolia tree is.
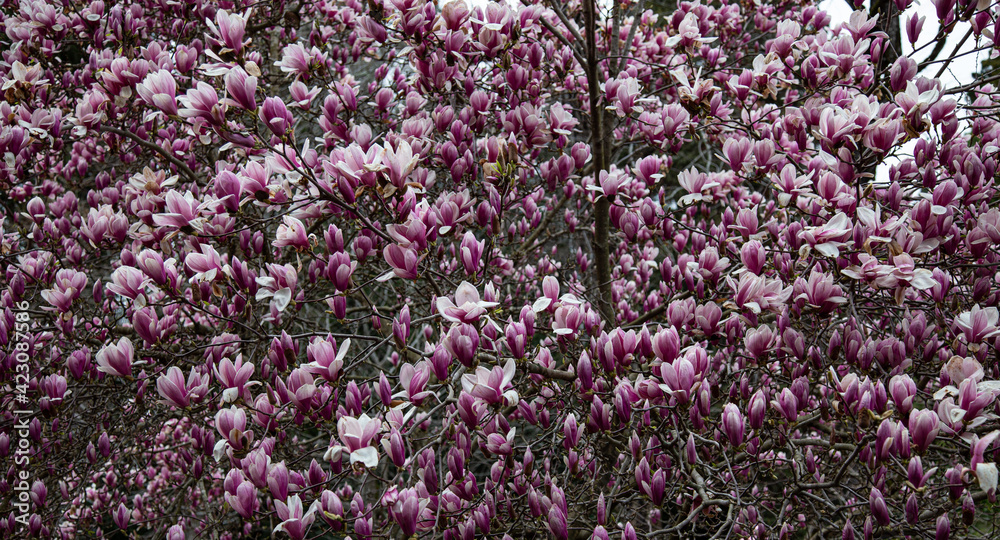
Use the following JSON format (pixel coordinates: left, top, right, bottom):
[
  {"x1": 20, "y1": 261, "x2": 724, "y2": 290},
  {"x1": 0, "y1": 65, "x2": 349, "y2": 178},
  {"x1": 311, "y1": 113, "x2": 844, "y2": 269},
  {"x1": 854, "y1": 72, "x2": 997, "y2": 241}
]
[{"x1": 3, "y1": 0, "x2": 1000, "y2": 538}]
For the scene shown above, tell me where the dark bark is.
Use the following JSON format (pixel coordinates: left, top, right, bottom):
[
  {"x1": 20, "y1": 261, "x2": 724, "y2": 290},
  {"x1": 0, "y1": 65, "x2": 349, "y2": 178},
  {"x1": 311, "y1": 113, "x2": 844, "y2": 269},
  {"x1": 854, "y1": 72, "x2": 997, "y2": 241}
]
[{"x1": 582, "y1": 0, "x2": 616, "y2": 325}]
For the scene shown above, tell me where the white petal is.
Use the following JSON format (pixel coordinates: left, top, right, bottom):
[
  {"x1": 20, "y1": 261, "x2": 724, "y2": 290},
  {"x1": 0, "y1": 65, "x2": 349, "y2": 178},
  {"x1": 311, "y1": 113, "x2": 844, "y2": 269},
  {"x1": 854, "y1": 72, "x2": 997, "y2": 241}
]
[
  {"x1": 814, "y1": 243, "x2": 840, "y2": 258},
  {"x1": 222, "y1": 387, "x2": 239, "y2": 403},
  {"x1": 273, "y1": 288, "x2": 292, "y2": 311},
  {"x1": 532, "y1": 297, "x2": 552, "y2": 312},
  {"x1": 350, "y1": 447, "x2": 380, "y2": 468},
  {"x1": 977, "y1": 463, "x2": 998, "y2": 493},
  {"x1": 213, "y1": 440, "x2": 229, "y2": 462}
]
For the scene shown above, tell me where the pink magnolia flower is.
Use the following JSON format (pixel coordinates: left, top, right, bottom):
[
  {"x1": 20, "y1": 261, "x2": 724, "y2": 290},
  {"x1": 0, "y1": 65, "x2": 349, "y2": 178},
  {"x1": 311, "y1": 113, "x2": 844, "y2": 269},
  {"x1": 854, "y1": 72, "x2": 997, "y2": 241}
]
[
  {"x1": 276, "y1": 43, "x2": 320, "y2": 77},
  {"x1": 185, "y1": 244, "x2": 225, "y2": 282},
  {"x1": 214, "y1": 355, "x2": 258, "y2": 403},
  {"x1": 383, "y1": 139, "x2": 419, "y2": 187},
  {"x1": 606, "y1": 75, "x2": 643, "y2": 117},
  {"x1": 213, "y1": 406, "x2": 254, "y2": 460},
  {"x1": 259, "y1": 96, "x2": 294, "y2": 137},
  {"x1": 378, "y1": 244, "x2": 422, "y2": 281},
  {"x1": 206, "y1": 9, "x2": 250, "y2": 56},
  {"x1": 273, "y1": 495, "x2": 319, "y2": 540},
  {"x1": 178, "y1": 82, "x2": 226, "y2": 126},
  {"x1": 41, "y1": 269, "x2": 87, "y2": 312},
  {"x1": 136, "y1": 70, "x2": 178, "y2": 116},
  {"x1": 461, "y1": 359, "x2": 518, "y2": 406},
  {"x1": 224, "y1": 66, "x2": 257, "y2": 110},
  {"x1": 223, "y1": 469, "x2": 259, "y2": 519},
  {"x1": 324, "y1": 413, "x2": 383, "y2": 468},
  {"x1": 273, "y1": 215, "x2": 310, "y2": 250},
  {"x1": 909, "y1": 409, "x2": 940, "y2": 451},
  {"x1": 485, "y1": 426, "x2": 516, "y2": 455},
  {"x1": 721, "y1": 403, "x2": 745, "y2": 446},
  {"x1": 304, "y1": 338, "x2": 348, "y2": 383},
  {"x1": 95, "y1": 337, "x2": 135, "y2": 378},
  {"x1": 107, "y1": 266, "x2": 150, "y2": 304},
  {"x1": 677, "y1": 168, "x2": 722, "y2": 205},
  {"x1": 436, "y1": 281, "x2": 499, "y2": 324},
  {"x1": 794, "y1": 270, "x2": 847, "y2": 313},
  {"x1": 552, "y1": 304, "x2": 583, "y2": 336},
  {"x1": 397, "y1": 361, "x2": 433, "y2": 405},
  {"x1": 801, "y1": 213, "x2": 853, "y2": 257},
  {"x1": 255, "y1": 263, "x2": 298, "y2": 312},
  {"x1": 955, "y1": 305, "x2": 1000, "y2": 343},
  {"x1": 152, "y1": 190, "x2": 205, "y2": 231},
  {"x1": 156, "y1": 366, "x2": 209, "y2": 408},
  {"x1": 724, "y1": 272, "x2": 792, "y2": 314}
]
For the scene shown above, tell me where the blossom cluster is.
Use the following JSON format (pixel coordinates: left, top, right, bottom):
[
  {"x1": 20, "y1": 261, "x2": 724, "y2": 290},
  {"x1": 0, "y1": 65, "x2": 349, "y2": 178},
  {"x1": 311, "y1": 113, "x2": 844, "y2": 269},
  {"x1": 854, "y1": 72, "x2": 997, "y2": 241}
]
[{"x1": 2, "y1": 0, "x2": 1000, "y2": 539}]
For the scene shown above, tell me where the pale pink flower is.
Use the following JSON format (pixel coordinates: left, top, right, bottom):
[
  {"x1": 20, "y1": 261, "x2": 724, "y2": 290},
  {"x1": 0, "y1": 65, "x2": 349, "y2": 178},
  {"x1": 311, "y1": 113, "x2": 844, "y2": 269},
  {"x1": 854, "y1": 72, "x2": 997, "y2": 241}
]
[
  {"x1": 324, "y1": 413, "x2": 383, "y2": 468},
  {"x1": 274, "y1": 216, "x2": 310, "y2": 250},
  {"x1": 436, "y1": 281, "x2": 499, "y2": 324},
  {"x1": 461, "y1": 359, "x2": 518, "y2": 406}
]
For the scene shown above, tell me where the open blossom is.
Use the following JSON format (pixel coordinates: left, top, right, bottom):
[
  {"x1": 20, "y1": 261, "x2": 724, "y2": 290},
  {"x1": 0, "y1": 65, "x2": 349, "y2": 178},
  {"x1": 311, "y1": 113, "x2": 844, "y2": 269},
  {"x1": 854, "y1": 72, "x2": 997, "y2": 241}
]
[
  {"x1": 206, "y1": 9, "x2": 251, "y2": 55},
  {"x1": 178, "y1": 82, "x2": 226, "y2": 126},
  {"x1": 156, "y1": 366, "x2": 209, "y2": 408},
  {"x1": 273, "y1": 495, "x2": 319, "y2": 540},
  {"x1": 378, "y1": 244, "x2": 422, "y2": 281},
  {"x1": 304, "y1": 338, "x2": 349, "y2": 383},
  {"x1": 462, "y1": 359, "x2": 519, "y2": 406},
  {"x1": 954, "y1": 305, "x2": 1000, "y2": 343},
  {"x1": 273, "y1": 215, "x2": 310, "y2": 250},
  {"x1": 436, "y1": 281, "x2": 499, "y2": 324},
  {"x1": 383, "y1": 139, "x2": 419, "y2": 186},
  {"x1": 801, "y1": 213, "x2": 853, "y2": 257},
  {"x1": 136, "y1": 70, "x2": 178, "y2": 116},
  {"x1": 324, "y1": 413, "x2": 383, "y2": 468},
  {"x1": 725, "y1": 272, "x2": 792, "y2": 314},
  {"x1": 41, "y1": 269, "x2": 87, "y2": 312},
  {"x1": 255, "y1": 263, "x2": 298, "y2": 312},
  {"x1": 95, "y1": 337, "x2": 135, "y2": 378},
  {"x1": 214, "y1": 355, "x2": 258, "y2": 403}
]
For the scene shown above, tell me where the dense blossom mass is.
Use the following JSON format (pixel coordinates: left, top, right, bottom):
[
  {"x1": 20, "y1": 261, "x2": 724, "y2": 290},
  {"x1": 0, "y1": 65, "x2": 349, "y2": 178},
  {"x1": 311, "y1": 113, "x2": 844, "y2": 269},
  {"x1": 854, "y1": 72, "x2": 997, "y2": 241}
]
[{"x1": 3, "y1": 0, "x2": 1000, "y2": 538}]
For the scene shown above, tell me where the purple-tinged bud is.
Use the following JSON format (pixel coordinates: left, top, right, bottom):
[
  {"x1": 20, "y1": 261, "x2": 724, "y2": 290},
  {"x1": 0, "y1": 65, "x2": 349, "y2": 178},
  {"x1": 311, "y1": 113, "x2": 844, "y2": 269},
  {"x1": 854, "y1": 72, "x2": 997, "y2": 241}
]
[
  {"x1": 842, "y1": 520, "x2": 856, "y2": 540},
  {"x1": 167, "y1": 525, "x2": 185, "y2": 540},
  {"x1": 597, "y1": 493, "x2": 606, "y2": 525},
  {"x1": 563, "y1": 413, "x2": 580, "y2": 450},
  {"x1": 936, "y1": 514, "x2": 950, "y2": 540},
  {"x1": 393, "y1": 305, "x2": 410, "y2": 347},
  {"x1": 378, "y1": 372, "x2": 392, "y2": 407},
  {"x1": 592, "y1": 525, "x2": 611, "y2": 540},
  {"x1": 721, "y1": 403, "x2": 745, "y2": 446},
  {"x1": 962, "y1": 494, "x2": 975, "y2": 525},
  {"x1": 622, "y1": 522, "x2": 637, "y2": 540},
  {"x1": 430, "y1": 345, "x2": 451, "y2": 381},
  {"x1": 870, "y1": 487, "x2": 890, "y2": 526},
  {"x1": 268, "y1": 461, "x2": 290, "y2": 501},
  {"x1": 686, "y1": 434, "x2": 697, "y2": 464},
  {"x1": 30, "y1": 481, "x2": 46, "y2": 508},
  {"x1": 577, "y1": 351, "x2": 594, "y2": 391},
  {"x1": 112, "y1": 502, "x2": 130, "y2": 530},
  {"x1": 748, "y1": 390, "x2": 767, "y2": 429},
  {"x1": 548, "y1": 505, "x2": 568, "y2": 540},
  {"x1": 331, "y1": 296, "x2": 347, "y2": 319},
  {"x1": 99, "y1": 432, "x2": 111, "y2": 457},
  {"x1": 905, "y1": 493, "x2": 919, "y2": 524},
  {"x1": 909, "y1": 409, "x2": 940, "y2": 452},
  {"x1": 386, "y1": 428, "x2": 405, "y2": 467},
  {"x1": 945, "y1": 465, "x2": 965, "y2": 499}
]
